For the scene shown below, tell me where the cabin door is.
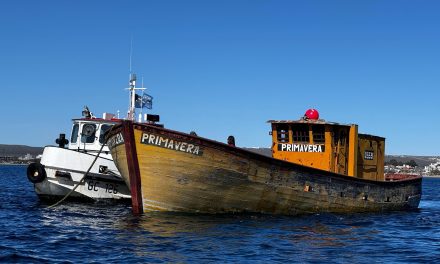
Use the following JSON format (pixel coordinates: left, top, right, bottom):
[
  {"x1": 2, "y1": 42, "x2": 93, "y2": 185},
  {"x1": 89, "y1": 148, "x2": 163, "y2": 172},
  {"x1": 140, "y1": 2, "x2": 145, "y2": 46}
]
[{"x1": 333, "y1": 128, "x2": 348, "y2": 175}]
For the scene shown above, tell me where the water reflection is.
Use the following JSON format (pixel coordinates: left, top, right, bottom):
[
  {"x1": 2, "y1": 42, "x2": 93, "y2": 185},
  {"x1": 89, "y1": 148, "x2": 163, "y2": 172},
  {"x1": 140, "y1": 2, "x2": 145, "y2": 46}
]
[
  {"x1": 111, "y1": 213, "x2": 243, "y2": 262},
  {"x1": 109, "y1": 212, "x2": 389, "y2": 262},
  {"x1": 31, "y1": 193, "x2": 438, "y2": 264},
  {"x1": 115, "y1": 212, "x2": 240, "y2": 235}
]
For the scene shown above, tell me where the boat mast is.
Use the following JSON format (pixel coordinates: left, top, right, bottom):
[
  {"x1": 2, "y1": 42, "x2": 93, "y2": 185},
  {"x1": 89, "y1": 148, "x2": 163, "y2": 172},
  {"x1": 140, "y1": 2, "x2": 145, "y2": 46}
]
[
  {"x1": 127, "y1": 73, "x2": 136, "y2": 121},
  {"x1": 127, "y1": 73, "x2": 146, "y2": 121}
]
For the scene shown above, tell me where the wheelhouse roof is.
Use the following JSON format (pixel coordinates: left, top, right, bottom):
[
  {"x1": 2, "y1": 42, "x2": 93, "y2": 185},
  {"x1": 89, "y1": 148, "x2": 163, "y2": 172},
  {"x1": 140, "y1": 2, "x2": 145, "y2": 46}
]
[
  {"x1": 359, "y1": 133, "x2": 386, "y2": 141},
  {"x1": 268, "y1": 119, "x2": 385, "y2": 140},
  {"x1": 267, "y1": 119, "x2": 354, "y2": 127},
  {"x1": 72, "y1": 118, "x2": 122, "y2": 124}
]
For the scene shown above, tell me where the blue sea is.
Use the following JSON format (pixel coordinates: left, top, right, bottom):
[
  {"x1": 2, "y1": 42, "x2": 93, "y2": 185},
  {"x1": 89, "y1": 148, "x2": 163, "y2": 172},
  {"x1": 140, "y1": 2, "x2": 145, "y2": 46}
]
[{"x1": 1, "y1": 165, "x2": 439, "y2": 263}]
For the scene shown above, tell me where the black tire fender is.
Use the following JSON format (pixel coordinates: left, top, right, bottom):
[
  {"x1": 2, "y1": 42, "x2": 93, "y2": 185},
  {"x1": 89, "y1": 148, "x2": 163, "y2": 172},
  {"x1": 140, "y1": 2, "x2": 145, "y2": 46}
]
[{"x1": 27, "y1": 162, "x2": 47, "y2": 183}]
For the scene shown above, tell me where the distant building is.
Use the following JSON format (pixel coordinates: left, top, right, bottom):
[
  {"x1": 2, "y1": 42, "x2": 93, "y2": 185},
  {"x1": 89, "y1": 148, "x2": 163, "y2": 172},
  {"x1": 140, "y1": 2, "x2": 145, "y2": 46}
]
[
  {"x1": 385, "y1": 164, "x2": 418, "y2": 174},
  {"x1": 384, "y1": 165, "x2": 397, "y2": 173},
  {"x1": 18, "y1": 153, "x2": 34, "y2": 161},
  {"x1": 424, "y1": 158, "x2": 440, "y2": 175}
]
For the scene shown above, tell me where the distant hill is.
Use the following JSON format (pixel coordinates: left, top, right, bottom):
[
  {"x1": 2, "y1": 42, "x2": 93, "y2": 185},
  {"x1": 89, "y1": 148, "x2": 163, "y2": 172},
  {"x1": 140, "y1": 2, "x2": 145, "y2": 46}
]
[
  {"x1": 0, "y1": 144, "x2": 43, "y2": 157},
  {"x1": 244, "y1": 147, "x2": 272, "y2": 157},
  {"x1": 384, "y1": 155, "x2": 438, "y2": 168},
  {"x1": 245, "y1": 148, "x2": 438, "y2": 167},
  {"x1": 1, "y1": 144, "x2": 438, "y2": 167}
]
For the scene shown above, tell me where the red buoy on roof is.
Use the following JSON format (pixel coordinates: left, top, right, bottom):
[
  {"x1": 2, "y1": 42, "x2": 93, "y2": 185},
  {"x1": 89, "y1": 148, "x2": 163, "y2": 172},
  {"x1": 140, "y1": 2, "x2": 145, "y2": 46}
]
[{"x1": 304, "y1": 109, "x2": 319, "y2": 120}]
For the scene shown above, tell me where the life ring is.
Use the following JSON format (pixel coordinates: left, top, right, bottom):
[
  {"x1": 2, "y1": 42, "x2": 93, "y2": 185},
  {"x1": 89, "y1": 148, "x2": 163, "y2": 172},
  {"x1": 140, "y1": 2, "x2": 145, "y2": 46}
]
[{"x1": 27, "y1": 163, "x2": 47, "y2": 183}]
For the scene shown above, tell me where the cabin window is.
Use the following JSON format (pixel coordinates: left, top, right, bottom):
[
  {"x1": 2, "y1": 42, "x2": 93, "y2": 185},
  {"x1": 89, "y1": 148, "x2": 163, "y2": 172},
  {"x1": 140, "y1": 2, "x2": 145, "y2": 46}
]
[
  {"x1": 292, "y1": 124, "x2": 309, "y2": 143},
  {"x1": 276, "y1": 124, "x2": 290, "y2": 143},
  {"x1": 81, "y1": 124, "x2": 97, "y2": 144},
  {"x1": 99, "y1": 124, "x2": 113, "y2": 144},
  {"x1": 71, "y1": 124, "x2": 79, "y2": 144},
  {"x1": 312, "y1": 126, "x2": 325, "y2": 143}
]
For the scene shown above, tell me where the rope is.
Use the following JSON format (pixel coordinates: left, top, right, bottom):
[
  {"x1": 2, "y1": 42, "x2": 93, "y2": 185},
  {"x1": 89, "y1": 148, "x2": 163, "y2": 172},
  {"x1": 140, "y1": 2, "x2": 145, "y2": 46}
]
[{"x1": 47, "y1": 126, "x2": 113, "y2": 209}]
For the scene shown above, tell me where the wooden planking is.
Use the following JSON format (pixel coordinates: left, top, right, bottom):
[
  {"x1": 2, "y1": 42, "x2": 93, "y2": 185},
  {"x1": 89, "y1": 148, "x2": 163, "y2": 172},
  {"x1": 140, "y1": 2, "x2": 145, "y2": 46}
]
[{"x1": 111, "y1": 144, "x2": 130, "y2": 186}]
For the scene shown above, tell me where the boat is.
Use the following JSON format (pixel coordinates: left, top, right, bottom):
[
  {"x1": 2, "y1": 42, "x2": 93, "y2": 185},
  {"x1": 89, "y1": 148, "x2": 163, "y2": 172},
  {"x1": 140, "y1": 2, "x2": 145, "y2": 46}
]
[
  {"x1": 385, "y1": 173, "x2": 421, "y2": 181},
  {"x1": 106, "y1": 109, "x2": 422, "y2": 214},
  {"x1": 27, "y1": 73, "x2": 156, "y2": 201}
]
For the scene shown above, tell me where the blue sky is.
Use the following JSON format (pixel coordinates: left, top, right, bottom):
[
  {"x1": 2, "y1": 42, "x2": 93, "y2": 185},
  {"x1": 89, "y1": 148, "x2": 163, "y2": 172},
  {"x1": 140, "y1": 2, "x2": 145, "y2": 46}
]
[{"x1": 0, "y1": 0, "x2": 439, "y2": 155}]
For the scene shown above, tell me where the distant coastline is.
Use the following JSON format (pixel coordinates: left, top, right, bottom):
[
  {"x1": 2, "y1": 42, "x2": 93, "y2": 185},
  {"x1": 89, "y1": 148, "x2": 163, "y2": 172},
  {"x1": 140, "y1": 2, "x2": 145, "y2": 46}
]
[
  {"x1": 424, "y1": 175, "x2": 440, "y2": 178},
  {"x1": 0, "y1": 144, "x2": 43, "y2": 165},
  {"x1": 1, "y1": 145, "x2": 440, "y2": 175},
  {"x1": 0, "y1": 144, "x2": 43, "y2": 156},
  {"x1": 0, "y1": 163, "x2": 29, "y2": 166},
  {"x1": 0, "y1": 159, "x2": 39, "y2": 165}
]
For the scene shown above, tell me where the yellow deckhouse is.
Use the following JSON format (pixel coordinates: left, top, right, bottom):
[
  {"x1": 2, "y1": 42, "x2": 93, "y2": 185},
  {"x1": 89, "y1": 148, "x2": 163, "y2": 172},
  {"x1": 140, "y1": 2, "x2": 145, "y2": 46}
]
[{"x1": 269, "y1": 112, "x2": 385, "y2": 181}]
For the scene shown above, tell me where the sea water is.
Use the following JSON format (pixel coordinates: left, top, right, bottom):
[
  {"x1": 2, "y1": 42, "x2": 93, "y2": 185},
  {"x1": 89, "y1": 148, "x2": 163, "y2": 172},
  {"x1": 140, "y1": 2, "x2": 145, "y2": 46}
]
[{"x1": 1, "y1": 165, "x2": 439, "y2": 263}]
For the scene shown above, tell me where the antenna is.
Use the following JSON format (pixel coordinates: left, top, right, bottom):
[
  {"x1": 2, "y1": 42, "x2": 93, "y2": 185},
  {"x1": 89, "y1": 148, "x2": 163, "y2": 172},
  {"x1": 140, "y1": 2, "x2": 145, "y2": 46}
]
[
  {"x1": 127, "y1": 36, "x2": 136, "y2": 121},
  {"x1": 125, "y1": 36, "x2": 149, "y2": 121},
  {"x1": 129, "y1": 36, "x2": 133, "y2": 73}
]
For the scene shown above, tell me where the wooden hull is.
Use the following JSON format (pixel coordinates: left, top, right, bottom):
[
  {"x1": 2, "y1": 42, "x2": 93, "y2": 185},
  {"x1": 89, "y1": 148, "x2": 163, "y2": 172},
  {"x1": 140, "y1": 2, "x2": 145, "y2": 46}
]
[{"x1": 107, "y1": 121, "x2": 422, "y2": 215}]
